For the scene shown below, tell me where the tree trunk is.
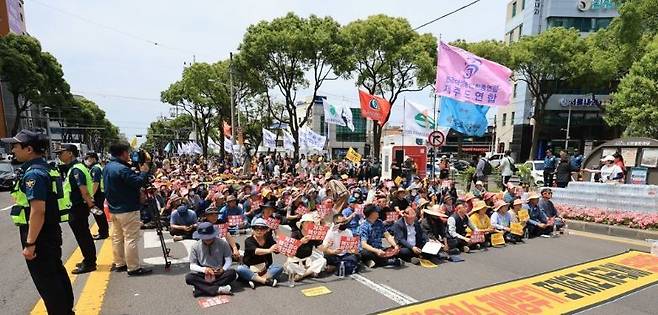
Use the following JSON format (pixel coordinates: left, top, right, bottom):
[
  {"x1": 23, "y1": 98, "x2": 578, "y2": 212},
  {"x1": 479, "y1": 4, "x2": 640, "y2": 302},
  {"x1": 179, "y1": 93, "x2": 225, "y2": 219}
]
[
  {"x1": 528, "y1": 108, "x2": 543, "y2": 161},
  {"x1": 372, "y1": 123, "x2": 382, "y2": 159},
  {"x1": 11, "y1": 94, "x2": 22, "y2": 135}
]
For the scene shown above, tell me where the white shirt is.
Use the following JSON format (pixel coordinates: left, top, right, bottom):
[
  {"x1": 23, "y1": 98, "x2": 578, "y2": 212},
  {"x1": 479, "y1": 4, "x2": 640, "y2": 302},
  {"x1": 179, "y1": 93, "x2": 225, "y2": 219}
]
[
  {"x1": 406, "y1": 222, "x2": 416, "y2": 247},
  {"x1": 322, "y1": 224, "x2": 353, "y2": 256},
  {"x1": 600, "y1": 164, "x2": 623, "y2": 182},
  {"x1": 499, "y1": 156, "x2": 515, "y2": 176}
]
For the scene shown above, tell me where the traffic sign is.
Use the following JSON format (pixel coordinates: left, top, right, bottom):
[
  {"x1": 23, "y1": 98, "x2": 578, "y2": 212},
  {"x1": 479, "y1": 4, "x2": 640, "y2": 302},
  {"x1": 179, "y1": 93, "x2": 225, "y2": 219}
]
[{"x1": 428, "y1": 130, "x2": 446, "y2": 147}]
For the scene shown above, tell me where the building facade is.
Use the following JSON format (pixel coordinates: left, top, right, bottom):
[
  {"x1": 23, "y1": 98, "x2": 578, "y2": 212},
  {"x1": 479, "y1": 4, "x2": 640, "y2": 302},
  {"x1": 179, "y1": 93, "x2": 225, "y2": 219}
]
[
  {"x1": 498, "y1": 0, "x2": 618, "y2": 161},
  {"x1": 0, "y1": 0, "x2": 27, "y2": 139}
]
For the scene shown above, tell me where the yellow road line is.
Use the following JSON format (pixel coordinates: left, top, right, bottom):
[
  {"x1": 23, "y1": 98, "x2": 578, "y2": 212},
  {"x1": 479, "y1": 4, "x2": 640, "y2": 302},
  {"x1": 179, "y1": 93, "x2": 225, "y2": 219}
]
[
  {"x1": 569, "y1": 230, "x2": 650, "y2": 248},
  {"x1": 73, "y1": 232, "x2": 113, "y2": 315},
  {"x1": 30, "y1": 224, "x2": 99, "y2": 315}
]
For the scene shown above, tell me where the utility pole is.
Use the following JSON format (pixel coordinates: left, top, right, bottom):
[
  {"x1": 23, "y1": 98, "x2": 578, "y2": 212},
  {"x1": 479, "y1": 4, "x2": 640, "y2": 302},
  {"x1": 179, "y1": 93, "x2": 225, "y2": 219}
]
[
  {"x1": 565, "y1": 103, "x2": 572, "y2": 150},
  {"x1": 230, "y1": 52, "x2": 236, "y2": 147}
]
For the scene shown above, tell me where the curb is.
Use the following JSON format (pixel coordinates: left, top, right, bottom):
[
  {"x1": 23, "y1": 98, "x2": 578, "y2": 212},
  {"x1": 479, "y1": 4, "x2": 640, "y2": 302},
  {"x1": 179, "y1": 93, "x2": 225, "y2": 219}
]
[{"x1": 565, "y1": 219, "x2": 658, "y2": 241}]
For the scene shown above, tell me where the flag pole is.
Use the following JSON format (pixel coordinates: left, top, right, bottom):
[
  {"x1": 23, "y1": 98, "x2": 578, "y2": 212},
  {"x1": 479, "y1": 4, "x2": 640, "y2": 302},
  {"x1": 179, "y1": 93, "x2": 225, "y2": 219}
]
[{"x1": 433, "y1": 34, "x2": 442, "y2": 181}]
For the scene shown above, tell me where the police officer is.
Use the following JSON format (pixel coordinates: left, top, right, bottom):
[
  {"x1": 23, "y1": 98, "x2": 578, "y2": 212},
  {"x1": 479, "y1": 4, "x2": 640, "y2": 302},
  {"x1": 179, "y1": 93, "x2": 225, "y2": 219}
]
[
  {"x1": 2, "y1": 130, "x2": 74, "y2": 314},
  {"x1": 55, "y1": 143, "x2": 97, "y2": 274},
  {"x1": 84, "y1": 152, "x2": 109, "y2": 240}
]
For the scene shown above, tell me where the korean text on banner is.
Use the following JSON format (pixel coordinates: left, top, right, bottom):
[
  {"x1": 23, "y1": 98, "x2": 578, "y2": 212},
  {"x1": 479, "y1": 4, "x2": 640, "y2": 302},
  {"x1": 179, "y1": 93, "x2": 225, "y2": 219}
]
[
  {"x1": 283, "y1": 130, "x2": 295, "y2": 150},
  {"x1": 299, "y1": 127, "x2": 326, "y2": 151},
  {"x1": 436, "y1": 41, "x2": 513, "y2": 107},
  {"x1": 358, "y1": 89, "x2": 391, "y2": 125},
  {"x1": 346, "y1": 147, "x2": 362, "y2": 164}
]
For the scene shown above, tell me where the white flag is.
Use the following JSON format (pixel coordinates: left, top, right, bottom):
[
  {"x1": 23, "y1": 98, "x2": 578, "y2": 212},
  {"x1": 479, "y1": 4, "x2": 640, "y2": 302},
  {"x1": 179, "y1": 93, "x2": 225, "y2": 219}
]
[
  {"x1": 283, "y1": 130, "x2": 295, "y2": 150},
  {"x1": 262, "y1": 128, "x2": 277, "y2": 148},
  {"x1": 192, "y1": 142, "x2": 203, "y2": 155},
  {"x1": 323, "y1": 99, "x2": 354, "y2": 131},
  {"x1": 299, "y1": 127, "x2": 326, "y2": 151},
  {"x1": 402, "y1": 100, "x2": 439, "y2": 139},
  {"x1": 224, "y1": 137, "x2": 233, "y2": 154}
]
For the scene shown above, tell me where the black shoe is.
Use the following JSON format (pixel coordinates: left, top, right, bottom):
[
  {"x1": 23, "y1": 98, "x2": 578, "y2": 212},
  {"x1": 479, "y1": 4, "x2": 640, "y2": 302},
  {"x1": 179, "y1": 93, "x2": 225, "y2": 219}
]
[
  {"x1": 93, "y1": 234, "x2": 109, "y2": 240},
  {"x1": 110, "y1": 264, "x2": 128, "y2": 272},
  {"x1": 72, "y1": 264, "x2": 97, "y2": 274},
  {"x1": 127, "y1": 267, "x2": 152, "y2": 276}
]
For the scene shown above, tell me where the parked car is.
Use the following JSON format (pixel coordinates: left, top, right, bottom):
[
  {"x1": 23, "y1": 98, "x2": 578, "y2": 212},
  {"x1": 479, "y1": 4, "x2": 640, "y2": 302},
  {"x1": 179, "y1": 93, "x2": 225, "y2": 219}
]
[
  {"x1": 487, "y1": 153, "x2": 505, "y2": 168},
  {"x1": 523, "y1": 160, "x2": 545, "y2": 186},
  {"x1": 0, "y1": 162, "x2": 17, "y2": 191}
]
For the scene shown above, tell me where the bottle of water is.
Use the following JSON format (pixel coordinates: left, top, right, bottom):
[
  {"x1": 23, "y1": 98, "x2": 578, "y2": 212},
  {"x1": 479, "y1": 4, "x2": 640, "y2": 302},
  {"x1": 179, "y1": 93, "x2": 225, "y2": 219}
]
[{"x1": 338, "y1": 261, "x2": 345, "y2": 279}]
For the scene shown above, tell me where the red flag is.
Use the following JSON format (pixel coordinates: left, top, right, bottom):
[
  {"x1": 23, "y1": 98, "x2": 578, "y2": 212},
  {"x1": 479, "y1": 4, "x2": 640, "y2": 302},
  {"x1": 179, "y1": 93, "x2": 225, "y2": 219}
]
[
  {"x1": 358, "y1": 89, "x2": 391, "y2": 126},
  {"x1": 223, "y1": 121, "x2": 232, "y2": 137}
]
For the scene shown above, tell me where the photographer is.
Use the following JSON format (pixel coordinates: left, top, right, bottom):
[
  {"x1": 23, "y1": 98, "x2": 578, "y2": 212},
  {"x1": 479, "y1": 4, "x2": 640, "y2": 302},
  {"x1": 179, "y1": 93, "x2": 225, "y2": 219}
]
[{"x1": 103, "y1": 142, "x2": 152, "y2": 276}]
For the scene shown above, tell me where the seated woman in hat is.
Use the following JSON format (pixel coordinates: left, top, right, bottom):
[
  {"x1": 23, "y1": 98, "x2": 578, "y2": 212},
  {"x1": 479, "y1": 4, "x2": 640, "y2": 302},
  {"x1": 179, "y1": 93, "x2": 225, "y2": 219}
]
[
  {"x1": 286, "y1": 192, "x2": 307, "y2": 233},
  {"x1": 439, "y1": 194, "x2": 456, "y2": 217},
  {"x1": 508, "y1": 199, "x2": 527, "y2": 241},
  {"x1": 421, "y1": 205, "x2": 449, "y2": 249},
  {"x1": 236, "y1": 218, "x2": 282, "y2": 289},
  {"x1": 490, "y1": 200, "x2": 518, "y2": 244},
  {"x1": 286, "y1": 214, "x2": 328, "y2": 281},
  {"x1": 219, "y1": 195, "x2": 246, "y2": 234},
  {"x1": 468, "y1": 200, "x2": 495, "y2": 247}
]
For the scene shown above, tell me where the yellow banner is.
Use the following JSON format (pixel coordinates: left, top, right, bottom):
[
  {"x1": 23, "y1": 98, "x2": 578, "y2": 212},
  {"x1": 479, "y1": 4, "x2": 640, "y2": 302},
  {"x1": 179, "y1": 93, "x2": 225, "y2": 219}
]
[
  {"x1": 345, "y1": 147, "x2": 362, "y2": 164},
  {"x1": 518, "y1": 209, "x2": 530, "y2": 222},
  {"x1": 491, "y1": 232, "x2": 505, "y2": 246},
  {"x1": 394, "y1": 176, "x2": 403, "y2": 187},
  {"x1": 301, "y1": 286, "x2": 332, "y2": 297},
  {"x1": 511, "y1": 222, "x2": 524, "y2": 236},
  {"x1": 380, "y1": 250, "x2": 658, "y2": 315}
]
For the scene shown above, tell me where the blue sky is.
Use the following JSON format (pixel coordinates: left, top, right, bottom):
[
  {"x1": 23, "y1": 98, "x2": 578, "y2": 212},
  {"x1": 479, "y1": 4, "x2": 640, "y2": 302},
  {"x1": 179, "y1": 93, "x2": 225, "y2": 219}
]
[{"x1": 24, "y1": 0, "x2": 506, "y2": 140}]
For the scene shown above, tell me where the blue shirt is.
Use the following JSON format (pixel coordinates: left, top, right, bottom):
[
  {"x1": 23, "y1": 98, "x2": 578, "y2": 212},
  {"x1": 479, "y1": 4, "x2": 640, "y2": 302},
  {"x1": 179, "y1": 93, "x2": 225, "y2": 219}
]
[
  {"x1": 491, "y1": 211, "x2": 512, "y2": 230},
  {"x1": 170, "y1": 209, "x2": 198, "y2": 226},
  {"x1": 342, "y1": 206, "x2": 361, "y2": 234},
  {"x1": 219, "y1": 205, "x2": 244, "y2": 223},
  {"x1": 90, "y1": 164, "x2": 103, "y2": 183},
  {"x1": 20, "y1": 158, "x2": 60, "y2": 225},
  {"x1": 103, "y1": 157, "x2": 149, "y2": 213},
  {"x1": 544, "y1": 156, "x2": 557, "y2": 170},
  {"x1": 359, "y1": 219, "x2": 385, "y2": 250},
  {"x1": 570, "y1": 155, "x2": 583, "y2": 170},
  {"x1": 526, "y1": 204, "x2": 548, "y2": 226}
]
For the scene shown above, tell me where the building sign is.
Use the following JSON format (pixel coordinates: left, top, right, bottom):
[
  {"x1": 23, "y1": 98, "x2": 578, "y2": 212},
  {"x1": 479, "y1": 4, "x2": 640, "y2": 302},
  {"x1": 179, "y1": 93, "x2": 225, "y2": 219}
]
[
  {"x1": 559, "y1": 97, "x2": 601, "y2": 108},
  {"x1": 534, "y1": 0, "x2": 542, "y2": 15},
  {"x1": 578, "y1": 0, "x2": 616, "y2": 11},
  {"x1": 380, "y1": 250, "x2": 658, "y2": 315}
]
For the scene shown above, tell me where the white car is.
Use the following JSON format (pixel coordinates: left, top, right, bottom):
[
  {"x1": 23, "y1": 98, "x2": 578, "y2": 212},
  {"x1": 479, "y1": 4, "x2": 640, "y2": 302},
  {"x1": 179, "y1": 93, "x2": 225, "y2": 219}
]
[
  {"x1": 523, "y1": 160, "x2": 545, "y2": 186},
  {"x1": 487, "y1": 153, "x2": 505, "y2": 168}
]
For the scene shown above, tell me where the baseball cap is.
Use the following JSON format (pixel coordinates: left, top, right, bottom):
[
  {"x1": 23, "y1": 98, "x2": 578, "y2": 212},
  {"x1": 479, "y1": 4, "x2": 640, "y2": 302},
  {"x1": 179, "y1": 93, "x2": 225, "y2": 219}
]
[
  {"x1": 85, "y1": 152, "x2": 99, "y2": 160},
  {"x1": 1, "y1": 129, "x2": 48, "y2": 145},
  {"x1": 53, "y1": 143, "x2": 79, "y2": 156}
]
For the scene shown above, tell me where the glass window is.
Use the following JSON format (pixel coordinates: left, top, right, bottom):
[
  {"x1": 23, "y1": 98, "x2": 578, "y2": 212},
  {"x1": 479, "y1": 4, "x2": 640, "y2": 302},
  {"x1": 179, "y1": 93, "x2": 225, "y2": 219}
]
[
  {"x1": 502, "y1": 113, "x2": 507, "y2": 126},
  {"x1": 336, "y1": 108, "x2": 366, "y2": 142},
  {"x1": 513, "y1": 83, "x2": 518, "y2": 98},
  {"x1": 521, "y1": 0, "x2": 526, "y2": 10},
  {"x1": 320, "y1": 115, "x2": 325, "y2": 136},
  {"x1": 511, "y1": 112, "x2": 515, "y2": 125},
  {"x1": 512, "y1": 2, "x2": 517, "y2": 17},
  {"x1": 518, "y1": 24, "x2": 523, "y2": 39},
  {"x1": 547, "y1": 17, "x2": 613, "y2": 32}
]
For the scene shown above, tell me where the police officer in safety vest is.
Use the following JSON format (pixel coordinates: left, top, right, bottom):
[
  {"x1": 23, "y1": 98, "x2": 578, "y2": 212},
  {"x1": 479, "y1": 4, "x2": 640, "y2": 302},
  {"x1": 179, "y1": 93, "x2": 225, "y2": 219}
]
[
  {"x1": 2, "y1": 130, "x2": 74, "y2": 314},
  {"x1": 55, "y1": 143, "x2": 98, "y2": 274},
  {"x1": 84, "y1": 152, "x2": 109, "y2": 240}
]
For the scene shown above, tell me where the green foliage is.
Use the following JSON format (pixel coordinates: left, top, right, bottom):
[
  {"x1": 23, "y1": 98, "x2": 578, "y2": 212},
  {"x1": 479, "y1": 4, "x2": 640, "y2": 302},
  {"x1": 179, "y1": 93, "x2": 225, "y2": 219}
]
[
  {"x1": 607, "y1": 35, "x2": 658, "y2": 138},
  {"x1": 339, "y1": 15, "x2": 436, "y2": 157},
  {"x1": 450, "y1": 39, "x2": 511, "y2": 67},
  {"x1": 458, "y1": 166, "x2": 476, "y2": 189},
  {"x1": 516, "y1": 164, "x2": 534, "y2": 187},
  {"x1": 0, "y1": 34, "x2": 72, "y2": 134},
  {"x1": 142, "y1": 114, "x2": 193, "y2": 153},
  {"x1": 65, "y1": 97, "x2": 120, "y2": 152}
]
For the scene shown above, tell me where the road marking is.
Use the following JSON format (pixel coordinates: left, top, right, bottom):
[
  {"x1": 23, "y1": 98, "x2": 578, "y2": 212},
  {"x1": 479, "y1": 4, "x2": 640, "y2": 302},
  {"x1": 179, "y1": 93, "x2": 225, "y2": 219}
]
[
  {"x1": 569, "y1": 230, "x2": 650, "y2": 248},
  {"x1": 143, "y1": 230, "x2": 173, "y2": 248},
  {"x1": 73, "y1": 235, "x2": 113, "y2": 315},
  {"x1": 30, "y1": 224, "x2": 99, "y2": 315},
  {"x1": 310, "y1": 251, "x2": 418, "y2": 305},
  {"x1": 142, "y1": 234, "x2": 195, "y2": 266}
]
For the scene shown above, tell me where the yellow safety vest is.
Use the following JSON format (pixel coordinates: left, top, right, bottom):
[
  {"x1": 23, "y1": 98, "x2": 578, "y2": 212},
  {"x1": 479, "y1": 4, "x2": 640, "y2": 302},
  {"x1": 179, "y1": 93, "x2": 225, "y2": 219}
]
[
  {"x1": 92, "y1": 164, "x2": 104, "y2": 193},
  {"x1": 63, "y1": 162, "x2": 93, "y2": 206},
  {"x1": 10, "y1": 164, "x2": 70, "y2": 226}
]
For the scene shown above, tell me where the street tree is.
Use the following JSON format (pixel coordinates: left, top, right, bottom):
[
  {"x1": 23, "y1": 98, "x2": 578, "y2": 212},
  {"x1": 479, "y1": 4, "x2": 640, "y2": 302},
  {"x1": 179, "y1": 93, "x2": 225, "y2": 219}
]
[
  {"x1": 0, "y1": 34, "x2": 72, "y2": 134},
  {"x1": 143, "y1": 114, "x2": 193, "y2": 154},
  {"x1": 508, "y1": 27, "x2": 586, "y2": 160},
  {"x1": 161, "y1": 62, "x2": 231, "y2": 157},
  {"x1": 339, "y1": 15, "x2": 436, "y2": 158},
  {"x1": 237, "y1": 13, "x2": 348, "y2": 159},
  {"x1": 606, "y1": 35, "x2": 658, "y2": 138}
]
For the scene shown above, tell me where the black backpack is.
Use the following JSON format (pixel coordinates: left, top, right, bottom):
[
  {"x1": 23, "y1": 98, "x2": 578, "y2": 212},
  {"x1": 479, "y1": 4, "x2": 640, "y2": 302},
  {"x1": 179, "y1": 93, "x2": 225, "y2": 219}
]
[
  {"x1": 507, "y1": 157, "x2": 518, "y2": 174},
  {"x1": 482, "y1": 158, "x2": 493, "y2": 175}
]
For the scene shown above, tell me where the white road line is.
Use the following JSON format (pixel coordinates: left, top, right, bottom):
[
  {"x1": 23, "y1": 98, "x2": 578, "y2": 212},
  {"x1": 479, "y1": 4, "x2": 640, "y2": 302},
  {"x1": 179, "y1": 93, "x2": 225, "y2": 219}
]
[
  {"x1": 0, "y1": 204, "x2": 14, "y2": 211},
  {"x1": 143, "y1": 230, "x2": 173, "y2": 248},
  {"x1": 310, "y1": 251, "x2": 417, "y2": 305}
]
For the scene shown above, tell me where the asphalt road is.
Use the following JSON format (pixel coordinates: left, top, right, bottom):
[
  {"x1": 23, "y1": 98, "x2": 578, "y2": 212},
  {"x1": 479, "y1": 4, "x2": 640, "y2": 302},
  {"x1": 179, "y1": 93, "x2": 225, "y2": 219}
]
[{"x1": 0, "y1": 190, "x2": 656, "y2": 315}]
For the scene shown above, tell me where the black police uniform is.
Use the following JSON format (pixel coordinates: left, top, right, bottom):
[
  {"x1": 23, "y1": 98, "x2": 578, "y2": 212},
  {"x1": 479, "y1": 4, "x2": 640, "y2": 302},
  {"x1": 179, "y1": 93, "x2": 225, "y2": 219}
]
[
  {"x1": 20, "y1": 158, "x2": 75, "y2": 314},
  {"x1": 89, "y1": 163, "x2": 109, "y2": 237},
  {"x1": 65, "y1": 160, "x2": 97, "y2": 268}
]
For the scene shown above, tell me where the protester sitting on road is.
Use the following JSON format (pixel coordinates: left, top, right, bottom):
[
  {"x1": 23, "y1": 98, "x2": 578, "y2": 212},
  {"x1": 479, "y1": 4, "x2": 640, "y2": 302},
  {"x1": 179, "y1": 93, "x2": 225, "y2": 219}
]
[
  {"x1": 420, "y1": 205, "x2": 451, "y2": 256},
  {"x1": 220, "y1": 195, "x2": 246, "y2": 233},
  {"x1": 380, "y1": 205, "x2": 398, "y2": 229},
  {"x1": 471, "y1": 181, "x2": 486, "y2": 199},
  {"x1": 359, "y1": 204, "x2": 402, "y2": 268},
  {"x1": 201, "y1": 207, "x2": 240, "y2": 260},
  {"x1": 243, "y1": 191, "x2": 261, "y2": 224},
  {"x1": 390, "y1": 187, "x2": 410, "y2": 213},
  {"x1": 287, "y1": 214, "x2": 327, "y2": 281},
  {"x1": 468, "y1": 200, "x2": 494, "y2": 246},
  {"x1": 185, "y1": 222, "x2": 237, "y2": 297},
  {"x1": 170, "y1": 205, "x2": 198, "y2": 241},
  {"x1": 490, "y1": 200, "x2": 517, "y2": 244},
  {"x1": 390, "y1": 208, "x2": 429, "y2": 265},
  {"x1": 461, "y1": 193, "x2": 476, "y2": 213},
  {"x1": 341, "y1": 196, "x2": 362, "y2": 235},
  {"x1": 503, "y1": 183, "x2": 518, "y2": 204},
  {"x1": 538, "y1": 188, "x2": 565, "y2": 232},
  {"x1": 236, "y1": 218, "x2": 282, "y2": 288},
  {"x1": 447, "y1": 203, "x2": 479, "y2": 253},
  {"x1": 439, "y1": 194, "x2": 456, "y2": 216},
  {"x1": 286, "y1": 192, "x2": 306, "y2": 233},
  {"x1": 525, "y1": 192, "x2": 553, "y2": 238},
  {"x1": 321, "y1": 213, "x2": 359, "y2": 274}
]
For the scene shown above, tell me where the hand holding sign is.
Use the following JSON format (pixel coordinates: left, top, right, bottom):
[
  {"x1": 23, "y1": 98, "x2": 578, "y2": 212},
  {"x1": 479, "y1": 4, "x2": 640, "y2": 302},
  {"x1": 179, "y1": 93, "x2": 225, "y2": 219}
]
[
  {"x1": 510, "y1": 223, "x2": 524, "y2": 236},
  {"x1": 304, "y1": 223, "x2": 330, "y2": 241},
  {"x1": 276, "y1": 235, "x2": 302, "y2": 257},
  {"x1": 470, "y1": 230, "x2": 485, "y2": 244},
  {"x1": 491, "y1": 232, "x2": 506, "y2": 247},
  {"x1": 265, "y1": 217, "x2": 280, "y2": 230},
  {"x1": 339, "y1": 236, "x2": 360, "y2": 253},
  {"x1": 228, "y1": 215, "x2": 244, "y2": 227}
]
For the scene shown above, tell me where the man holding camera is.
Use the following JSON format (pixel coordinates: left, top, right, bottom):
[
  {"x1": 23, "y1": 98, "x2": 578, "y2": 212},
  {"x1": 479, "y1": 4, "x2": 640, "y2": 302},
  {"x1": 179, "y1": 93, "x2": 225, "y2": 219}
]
[
  {"x1": 3, "y1": 130, "x2": 74, "y2": 314},
  {"x1": 103, "y1": 142, "x2": 152, "y2": 276},
  {"x1": 55, "y1": 143, "x2": 98, "y2": 274}
]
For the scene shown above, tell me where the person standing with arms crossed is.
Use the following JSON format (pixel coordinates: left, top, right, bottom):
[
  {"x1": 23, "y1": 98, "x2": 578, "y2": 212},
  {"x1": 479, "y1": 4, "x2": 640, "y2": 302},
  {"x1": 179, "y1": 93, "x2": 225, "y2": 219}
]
[
  {"x1": 56, "y1": 144, "x2": 98, "y2": 274},
  {"x1": 103, "y1": 142, "x2": 152, "y2": 276},
  {"x1": 85, "y1": 152, "x2": 110, "y2": 240},
  {"x1": 3, "y1": 130, "x2": 74, "y2": 314}
]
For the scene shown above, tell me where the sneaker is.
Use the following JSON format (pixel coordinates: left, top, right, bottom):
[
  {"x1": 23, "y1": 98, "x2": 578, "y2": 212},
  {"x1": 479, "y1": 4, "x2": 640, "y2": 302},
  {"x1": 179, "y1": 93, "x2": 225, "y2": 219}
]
[
  {"x1": 217, "y1": 285, "x2": 232, "y2": 295},
  {"x1": 462, "y1": 246, "x2": 470, "y2": 253},
  {"x1": 410, "y1": 257, "x2": 421, "y2": 265},
  {"x1": 127, "y1": 267, "x2": 153, "y2": 276},
  {"x1": 265, "y1": 278, "x2": 278, "y2": 287},
  {"x1": 248, "y1": 281, "x2": 256, "y2": 289},
  {"x1": 173, "y1": 235, "x2": 184, "y2": 242},
  {"x1": 192, "y1": 288, "x2": 202, "y2": 298},
  {"x1": 389, "y1": 258, "x2": 403, "y2": 267},
  {"x1": 111, "y1": 264, "x2": 128, "y2": 272},
  {"x1": 366, "y1": 260, "x2": 376, "y2": 268}
]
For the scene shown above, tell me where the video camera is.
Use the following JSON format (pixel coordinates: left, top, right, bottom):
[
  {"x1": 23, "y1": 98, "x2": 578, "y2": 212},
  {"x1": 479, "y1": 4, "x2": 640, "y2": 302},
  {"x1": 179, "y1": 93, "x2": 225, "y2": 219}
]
[{"x1": 130, "y1": 149, "x2": 152, "y2": 165}]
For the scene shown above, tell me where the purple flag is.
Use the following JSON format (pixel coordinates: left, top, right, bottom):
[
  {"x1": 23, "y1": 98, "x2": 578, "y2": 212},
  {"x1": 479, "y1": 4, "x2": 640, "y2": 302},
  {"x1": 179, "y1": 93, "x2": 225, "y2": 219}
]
[{"x1": 435, "y1": 42, "x2": 513, "y2": 107}]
